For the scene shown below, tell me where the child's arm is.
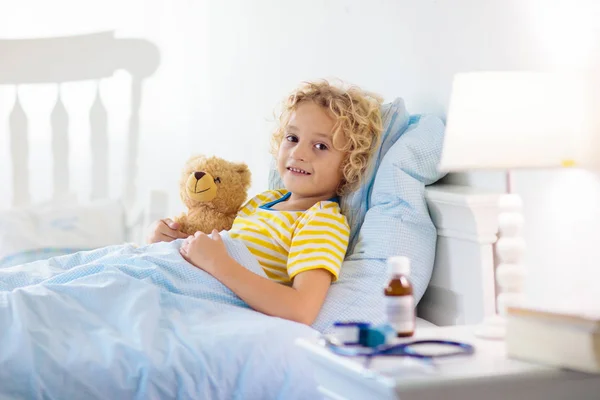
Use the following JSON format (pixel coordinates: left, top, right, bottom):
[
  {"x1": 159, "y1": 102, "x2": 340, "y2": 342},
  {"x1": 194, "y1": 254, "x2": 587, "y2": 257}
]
[
  {"x1": 180, "y1": 230, "x2": 332, "y2": 325},
  {"x1": 214, "y1": 257, "x2": 332, "y2": 325}
]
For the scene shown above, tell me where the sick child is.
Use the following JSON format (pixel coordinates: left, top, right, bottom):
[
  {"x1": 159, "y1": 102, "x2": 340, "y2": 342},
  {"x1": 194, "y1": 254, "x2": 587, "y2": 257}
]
[{"x1": 147, "y1": 80, "x2": 383, "y2": 325}]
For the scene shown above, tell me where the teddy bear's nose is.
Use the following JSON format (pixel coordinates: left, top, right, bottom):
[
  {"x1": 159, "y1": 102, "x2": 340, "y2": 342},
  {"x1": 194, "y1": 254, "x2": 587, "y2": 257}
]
[{"x1": 194, "y1": 171, "x2": 205, "y2": 180}]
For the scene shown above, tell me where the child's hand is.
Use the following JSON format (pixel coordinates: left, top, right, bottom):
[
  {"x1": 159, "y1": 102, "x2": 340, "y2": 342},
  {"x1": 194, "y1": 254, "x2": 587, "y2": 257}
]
[
  {"x1": 179, "y1": 229, "x2": 229, "y2": 274},
  {"x1": 147, "y1": 218, "x2": 188, "y2": 244}
]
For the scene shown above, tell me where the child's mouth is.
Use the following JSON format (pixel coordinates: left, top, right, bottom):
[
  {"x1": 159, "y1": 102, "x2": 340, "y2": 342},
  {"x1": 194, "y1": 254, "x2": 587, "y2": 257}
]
[{"x1": 287, "y1": 167, "x2": 311, "y2": 175}]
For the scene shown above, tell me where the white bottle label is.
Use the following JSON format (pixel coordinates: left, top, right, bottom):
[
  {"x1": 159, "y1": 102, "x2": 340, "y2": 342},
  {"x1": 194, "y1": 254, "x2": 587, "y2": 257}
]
[{"x1": 385, "y1": 296, "x2": 415, "y2": 333}]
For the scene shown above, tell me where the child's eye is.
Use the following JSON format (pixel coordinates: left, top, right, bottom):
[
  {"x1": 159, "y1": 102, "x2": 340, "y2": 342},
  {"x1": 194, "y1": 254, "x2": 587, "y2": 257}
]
[
  {"x1": 214, "y1": 177, "x2": 221, "y2": 184},
  {"x1": 285, "y1": 134, "x2": 298, "y2": 142},
  {"x1": 315, "y1": 143, "x2": 328, "y2": 151}
]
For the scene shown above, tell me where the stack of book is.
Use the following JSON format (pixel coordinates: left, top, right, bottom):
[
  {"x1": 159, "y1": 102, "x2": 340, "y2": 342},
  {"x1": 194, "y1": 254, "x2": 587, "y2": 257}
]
[{"x1": 506, "y1": 306, "x2": 599, "y2": 374}]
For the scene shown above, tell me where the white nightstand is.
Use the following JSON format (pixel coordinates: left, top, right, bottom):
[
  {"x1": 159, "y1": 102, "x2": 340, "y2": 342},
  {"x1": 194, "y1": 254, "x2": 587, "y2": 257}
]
[{"x1": 296, "y1": 325, "x2": 600, "y2": 400}]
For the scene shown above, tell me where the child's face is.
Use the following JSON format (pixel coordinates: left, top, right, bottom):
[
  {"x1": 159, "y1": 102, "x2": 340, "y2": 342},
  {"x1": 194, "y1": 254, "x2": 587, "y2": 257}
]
[{"x1": 277, "y1": 101, "x2": 346, "y2": 199}]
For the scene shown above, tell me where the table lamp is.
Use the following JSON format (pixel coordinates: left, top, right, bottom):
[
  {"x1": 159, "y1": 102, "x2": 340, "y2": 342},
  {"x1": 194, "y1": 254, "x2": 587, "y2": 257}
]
[{"x1": 439, "y1": 71, "x2": 598, "y2": 339}]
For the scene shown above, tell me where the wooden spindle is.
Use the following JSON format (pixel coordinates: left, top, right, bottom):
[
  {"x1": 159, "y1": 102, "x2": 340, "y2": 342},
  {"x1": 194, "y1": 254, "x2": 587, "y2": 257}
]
[
  {"x1": 9, "y1": 89, "x2": 29, "y2": 206},
  {"x1": 123, "y1": 77, "x2": 142, "y2": 209},
  {"x1": 51, "y1": 86, "x2": 69, "y2": 200},
  {"x1": 90, "y1": 81, "x2": 108, "y2": 200}
]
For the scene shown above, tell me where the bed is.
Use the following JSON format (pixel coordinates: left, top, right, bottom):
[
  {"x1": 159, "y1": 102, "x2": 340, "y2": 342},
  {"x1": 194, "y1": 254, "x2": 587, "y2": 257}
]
[{"x1": 0, "y1": 32, "x2": 502, "y2": 398}]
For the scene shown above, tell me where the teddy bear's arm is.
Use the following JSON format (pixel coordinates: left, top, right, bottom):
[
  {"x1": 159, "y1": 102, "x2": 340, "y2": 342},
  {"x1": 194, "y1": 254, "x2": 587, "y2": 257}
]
[
  {"x1": 177, "y1": 210, "x2": 230, "y2": 235},
  {"x1": 215, "y1": 214, "x2": 237, "y2": 232}
]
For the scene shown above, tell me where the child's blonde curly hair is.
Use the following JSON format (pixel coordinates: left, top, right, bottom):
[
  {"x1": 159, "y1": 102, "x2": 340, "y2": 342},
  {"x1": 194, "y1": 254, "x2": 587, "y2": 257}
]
[{"x1": 271, "y1": 80, "x2": 383, "y2": 196}]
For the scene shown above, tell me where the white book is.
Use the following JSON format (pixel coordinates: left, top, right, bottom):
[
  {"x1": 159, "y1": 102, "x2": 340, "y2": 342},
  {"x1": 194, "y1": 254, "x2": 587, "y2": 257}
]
[{"x1": 506, "y1": 306, "x2": 600, "y2": 374}]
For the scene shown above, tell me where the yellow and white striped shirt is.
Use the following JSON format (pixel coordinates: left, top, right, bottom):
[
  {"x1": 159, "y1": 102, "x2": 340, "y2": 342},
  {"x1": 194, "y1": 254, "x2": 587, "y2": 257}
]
[{"x1": 229, "y1": 189, "x2": 350, "y2": 284}]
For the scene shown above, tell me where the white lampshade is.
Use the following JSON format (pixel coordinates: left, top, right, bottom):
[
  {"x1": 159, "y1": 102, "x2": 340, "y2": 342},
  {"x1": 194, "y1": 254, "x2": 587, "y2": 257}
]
[{"x1": 439, "y1": 71, "x2": 599, "y2": 172}]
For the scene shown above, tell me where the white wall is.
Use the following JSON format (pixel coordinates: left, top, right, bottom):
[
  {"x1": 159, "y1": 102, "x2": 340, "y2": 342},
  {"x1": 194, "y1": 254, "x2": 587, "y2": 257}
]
[
  {"x1": 184, "y1": 0, "x2": 550, "y2": 194},
  {"x1": 2, "y1": 0, "x2": 599, "y2": 307}
]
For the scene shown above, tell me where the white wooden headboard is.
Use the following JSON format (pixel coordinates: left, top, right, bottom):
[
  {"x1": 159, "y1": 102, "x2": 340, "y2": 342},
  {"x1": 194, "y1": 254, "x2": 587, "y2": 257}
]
[{"x1": 1, "y1": 31, "x2": 159, "y2": 211}]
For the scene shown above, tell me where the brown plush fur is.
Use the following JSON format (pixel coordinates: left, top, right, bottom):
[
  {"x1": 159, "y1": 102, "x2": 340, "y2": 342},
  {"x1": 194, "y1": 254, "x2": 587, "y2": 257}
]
[{"x1": 174, "y1": 155, "x2": 251, "y2": 235}]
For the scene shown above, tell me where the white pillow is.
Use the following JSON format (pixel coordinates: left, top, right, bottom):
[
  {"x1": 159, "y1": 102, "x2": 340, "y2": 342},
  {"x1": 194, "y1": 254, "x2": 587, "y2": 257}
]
[{"x1": 0, "y1": 199, "x2": 125, "y2": 267}]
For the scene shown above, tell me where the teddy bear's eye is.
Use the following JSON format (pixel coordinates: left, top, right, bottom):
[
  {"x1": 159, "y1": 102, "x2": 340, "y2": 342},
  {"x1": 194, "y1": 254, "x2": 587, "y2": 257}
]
[{"x1": 214, "y1": 177, "x2": 221, "y2": 184}]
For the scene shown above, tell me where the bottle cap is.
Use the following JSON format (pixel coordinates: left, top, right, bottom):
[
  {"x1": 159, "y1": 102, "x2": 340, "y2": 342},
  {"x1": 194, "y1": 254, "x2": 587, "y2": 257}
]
[{"x1": 387, "y1": 256, "x2": 410, "y2": 276}]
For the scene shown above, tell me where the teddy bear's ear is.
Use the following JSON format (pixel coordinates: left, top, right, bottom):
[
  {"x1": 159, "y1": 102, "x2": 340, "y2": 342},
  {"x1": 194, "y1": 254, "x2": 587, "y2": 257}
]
[{"x1": 234, "y1": 163, "x2": 251, "y2": 188}]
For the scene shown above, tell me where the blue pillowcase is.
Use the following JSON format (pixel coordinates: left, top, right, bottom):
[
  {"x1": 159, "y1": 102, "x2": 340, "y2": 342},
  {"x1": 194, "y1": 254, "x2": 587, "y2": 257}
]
[
  {"x1": 340, "y1": 98, "x2": 410, "y2": 253},
  {"x1": 268, "y1": 98, "x2": 445, "y2": 332},
  {"x1": 315, "y1": 114, "x2": 444, "y2": 331}
]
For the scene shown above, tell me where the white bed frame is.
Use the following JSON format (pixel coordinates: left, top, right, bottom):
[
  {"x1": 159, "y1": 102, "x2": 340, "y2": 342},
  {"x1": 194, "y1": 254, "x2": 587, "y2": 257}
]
[
  {"x1": 1, "y1": 32, "x2": 501, "y2": 328},
  {"x1": 421, "y1": 184, "x2": 501, "y2": 326},
  {"x1": 0, "y1": 31, "x2": 165, "y2": 243}
]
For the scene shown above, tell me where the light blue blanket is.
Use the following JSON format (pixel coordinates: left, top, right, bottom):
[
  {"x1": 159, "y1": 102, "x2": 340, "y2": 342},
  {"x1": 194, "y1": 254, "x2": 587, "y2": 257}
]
[{"x1": 0, "y1": 234, "x2": 319, "y2": 399}]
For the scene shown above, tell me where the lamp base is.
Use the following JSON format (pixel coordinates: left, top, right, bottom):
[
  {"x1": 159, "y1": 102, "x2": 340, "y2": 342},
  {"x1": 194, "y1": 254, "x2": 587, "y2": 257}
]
[{"x1": 474, "y1": 314, "x2": 506, "y2": 340}]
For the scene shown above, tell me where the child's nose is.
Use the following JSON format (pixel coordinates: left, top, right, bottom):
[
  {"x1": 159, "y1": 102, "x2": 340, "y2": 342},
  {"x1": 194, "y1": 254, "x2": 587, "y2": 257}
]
[{"x1": 291, "y1": 143, "x2": 310, "y2": 161}]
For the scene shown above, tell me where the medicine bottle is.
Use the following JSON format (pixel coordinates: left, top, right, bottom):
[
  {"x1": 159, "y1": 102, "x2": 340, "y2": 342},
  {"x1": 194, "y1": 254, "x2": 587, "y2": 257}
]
[{"x1": 384, "y1": 256, "x2": 415, "y2": 337}]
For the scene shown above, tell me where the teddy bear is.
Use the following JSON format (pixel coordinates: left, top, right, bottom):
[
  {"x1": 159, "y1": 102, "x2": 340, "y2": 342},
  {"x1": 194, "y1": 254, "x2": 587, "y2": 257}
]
[{"x1": 174, "y1": 155, "x2": 251, "y2": 236}]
